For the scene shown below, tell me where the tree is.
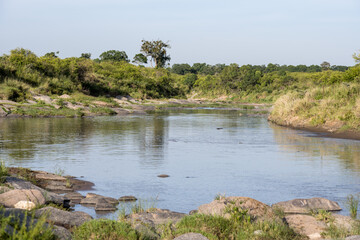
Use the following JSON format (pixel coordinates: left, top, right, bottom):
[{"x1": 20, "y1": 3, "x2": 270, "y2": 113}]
[
  {"x1": 353, "y1": 51, "x2": 360, "y2": 63},
  {"x1": 44, "y1": 51, "x2": 59, "y2": 58},
  {"x1": 320, "y1": 61, "x2": 331, "y2": 70},
  {"x1": 132, "y1": 53, "x2": 147, "y2": 65},
  {"x1": 140, "y1": 40, "x2": 171, "y2": 68},
  {"x1": 171, "y1": 64, "x2": 192, "y2": 75},
  {"x1": 99, "y1": 50, "x2": 129, "y2": 62},
  {"x1": 80, "y1": 53, "x2": 91, "y2": 59}
]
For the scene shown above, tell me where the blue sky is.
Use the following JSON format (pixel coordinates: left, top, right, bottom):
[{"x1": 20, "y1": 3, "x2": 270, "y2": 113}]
[{"x1": 1, "y1": 0, "x2": 359, "y2": 66}]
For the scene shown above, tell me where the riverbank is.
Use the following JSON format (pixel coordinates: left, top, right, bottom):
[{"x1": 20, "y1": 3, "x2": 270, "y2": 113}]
[
  {"x1": 1, "y1": 166, "x2": 360, "y2": 239},
  {"x1": 0, "y1": 93, "x2": 271, "y2": 118}
]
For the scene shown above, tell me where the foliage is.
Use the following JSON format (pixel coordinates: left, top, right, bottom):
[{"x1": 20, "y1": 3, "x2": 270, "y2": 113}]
[
  {"x1": 132, "y1": 53, "x2": 148, "y2": 65},
  {"x1": 0, "y1": 210, "x2": 55, "y2": 240},
  {"x1": 346, "y1": 194, "x2": 360, "y2": 219},
  {"x1": 72, "y1": 219, "x2": 138, "y2": 240},
  {"x1": 353, "y1": 50, "x2": 360, "y2": 63},
  {"x1": 141, "y1": 40, "x2": 171, "y2": 68},
  {"x1": 99, "y1": 50, "x2": 129, "y2": 62},
  {"x1": 0, "y1": 161, "x2": 8, "y2": 183},
  {"x1": 80, "y1": 53, "x2": 91, "y2": 59}
]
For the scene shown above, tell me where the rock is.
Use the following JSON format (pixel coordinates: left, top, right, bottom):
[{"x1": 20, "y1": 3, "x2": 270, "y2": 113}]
[
  {"x1": 84, "y1": 193, "x2": 119, "y2": 204},
  {"x1": 0, "y1": 189, "x2": 46, "y2": 208},
  {"x1": 272, "y1": 197, "x2": 341, "y2": 214},
  {"x1": 157, "y1": 174, "x2": 170, "y2": 178},
  {"x1": 94, "y1": 198, "x2": 117, "y2": 211},
  {"x1": 0, "y1": 107, "x2": 8, "y2": 117},
  {"x1": 52, "y1": 225, "x2": 72, "y2": 240},
  {"x1": 174, "y1": 233, "x2": 209, "y2": 240},
  {"x1": 68, "y1": 178, "x2": 94, "y2": 191},
  {"x1": 64, "y1": 192, "x2": 85, "y2": 204},
  {"x1": 332, "y1": 214, "x2": 357, "y2": 232},
  {"x1": 0, "y1": 186, "x2": 12, "y2": 194},
  {"x1": 197, "y1": 196, "x2": 273, "y2": 219},
  {"x1": 35, "y1": 172, "x2": 67, "y2": 181},
  {"x1": 34, "y1": 95, "x2": 53, "y2": 105},
  {"x1": 92, "y1": 101, "x2": 112, "y2": 107},
  {"x1": 119, "y1": 195, "x2": 137, "y2": 202},
  {"x1": 189, "y1": 210, "x2": 198, "y2": 215},
  {"x1": 346, "y1": 236, "x2": 360, "y2": 240},
  {"x1": 59, "y1": 94, "x2": 71, "y2": 99},
  {"x1": 35, "y1": 206, "x2": 92, "y2": 229},
  {"x1": 285, "y1": 214, "x2": 327, "y2": 239},
  {"x1": 5, "y1": 176, "x2": 70, "y2": 208},
  {"x1": 127, "y1": 208, "x2": 186, "y2": 228},
  {"x1": 43, "y1": 181, "x2": 73, "y2": 193},
  {"x1": 14, "y1": 200, "x2": 36, "y2": 210}
]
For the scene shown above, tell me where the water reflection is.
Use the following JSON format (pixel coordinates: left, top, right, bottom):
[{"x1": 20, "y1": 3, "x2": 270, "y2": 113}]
[{"x1": 271, "y1": 123, "x2": 360, "y2": 174}]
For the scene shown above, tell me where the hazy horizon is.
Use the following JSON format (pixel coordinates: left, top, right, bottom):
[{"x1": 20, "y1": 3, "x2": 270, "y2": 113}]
[{"x1": 1, "y1": 0, "x2": 359, "y2": 66}]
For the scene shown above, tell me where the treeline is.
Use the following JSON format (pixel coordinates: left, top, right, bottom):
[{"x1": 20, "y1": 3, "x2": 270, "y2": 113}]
[
  {"x1": 170, "y1": 63, "x2": 349, "y2": 76},
  {"x1": 0, "y1": 48, "x2": 359, "y2": 103}
]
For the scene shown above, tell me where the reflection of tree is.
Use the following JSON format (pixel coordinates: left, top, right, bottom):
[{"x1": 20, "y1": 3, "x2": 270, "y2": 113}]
[
  {"x1": 0, "y1": 118, "x2": 94, "y2": 162},
  {"x1": 270, "y1": 123, "x2": 360, "y2": 173}
]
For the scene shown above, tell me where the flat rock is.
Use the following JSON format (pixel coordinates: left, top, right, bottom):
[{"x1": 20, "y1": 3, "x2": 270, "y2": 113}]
[
  {"x1": 285, "y1": 214, "x2": 326, "y2": 239},
  {"x1": 127, "y1": 208, "x2": 186, "y2": 227},
  {"x1": 197, "y1": 196, "x2": 273, "y2": 219},
  {"x1": 35, "y1": 206, "x2": 92, "y2": 229},
  {"x1": 35, "y1": 172, "x2": 67, "y2": 181},
  {"x1": 94, "y1": 198, "x2": 117, "y2": 211},
  {"x1": 174, "y1": 233, "x2": 209, "y2": 240},
  {"x1": 64, "y1": 192, "x2": 85, "y2": 204},
  {"x1": 272, "y1": 197, "x2": 341, "y2": 214},
  {"x1": 0, "y1": 189, "x2": 46, "y2": 208},
  {"x1": 119, "y1": 195, "x2": 137, "y2": 202},
  {"x1": 82, "y1": 193, "x2": 118, "y2": 205}
]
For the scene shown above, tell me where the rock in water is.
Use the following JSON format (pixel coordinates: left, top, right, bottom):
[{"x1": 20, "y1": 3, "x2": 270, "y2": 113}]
[
  {"x1": 119, "y1": 195, "x2": 137, "y2": 202},
  {"x1": 272, "y1": 197, "x2": 341, "y2": 214},
  {"x1": 157, "y1": 174, "x2": 170, "y2": 178}
]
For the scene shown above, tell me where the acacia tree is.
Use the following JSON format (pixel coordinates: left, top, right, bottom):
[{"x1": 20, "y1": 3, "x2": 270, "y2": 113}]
[
  {"x1": 140, "y1": 40, "x2": 170, "y2": 68},
  {"x1": 320, "y1": 61, "x2": 330, "y2": 70},
  {"x1": 99, "y1": 50, "x2": 129, "y2": 62}
]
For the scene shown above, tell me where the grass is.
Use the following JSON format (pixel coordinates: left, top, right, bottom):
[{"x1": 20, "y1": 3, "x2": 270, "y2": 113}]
[
  {"x1": 346, "y1": 194, "x2": 360, "y2": 219},
  {"x1": 117, "y1": 197, "x2": 158, "y2": 220},
  {"x1": 72, "y1": 219, "x2": 139, "y2": 240},
  {"x1": 0, "y1": 161, "x2": 8, "y2": 183},
  {"x1": 0, "y1": 209, "x2": 55, "y2": 240}
]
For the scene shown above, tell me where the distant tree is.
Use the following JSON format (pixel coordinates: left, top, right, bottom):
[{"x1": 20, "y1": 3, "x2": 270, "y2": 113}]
[
  {"x1": 171, "y1": 64, "x2": 192, "y2": 75},
  {"x1": 353, "y1": 51, "x2": 360, "y2": 63},
  {"x1": 184, "y1": 73, "x2": 198, "y2": 89},
  {"x1": 44, "y1": 51, "x2": 59, "y2": 58},
  {"x1": 330, "y1": 65, "x2": 349, "y2": 72},
  {"x1": 99, "y1": 50, "x2": 129, "y2": 62},
  {"x1": 132, "y1": 53, "x2": 147, "y2": 65},
  {"x1": 81, "y1": 53, "x2": 91, "y2": 59},
  {"x1": 140, "y1": 40, "x2": 171, "y2": 68},
  {"x1": 265, "y1": 63, "x2": 280, "y2": 73},
  {"x1": 320, "y1": 61, "x2": 331, "y2": 70}
]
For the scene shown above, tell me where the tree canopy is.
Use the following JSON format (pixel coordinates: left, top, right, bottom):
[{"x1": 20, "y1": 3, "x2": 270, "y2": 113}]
[
  {"x1": 99, "y1": 50, "x2": 129, "y2": 62},
  {"x1": 132, "y1": 53, "x2": 147, "y2": 65},
  {"x1": 140, "y1": 40, "x2": 170, "y2": 68}
]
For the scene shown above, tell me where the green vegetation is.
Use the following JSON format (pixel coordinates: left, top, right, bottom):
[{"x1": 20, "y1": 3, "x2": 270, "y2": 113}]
[
  {"x1": 0, "y1": 210, "x2": 55, "y2": 240},
  {"x1": 72, "y1": 219, "x2": 139, "y2": 240},
  {"x1": 0, "y1": 161, "x2": 8, "y2": 183},
  {"x1": 346, "y1": 194, "x2": 360, "y2": 219}
]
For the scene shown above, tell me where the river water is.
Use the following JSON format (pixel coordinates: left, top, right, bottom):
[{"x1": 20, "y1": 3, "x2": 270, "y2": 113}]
[{"x1": 1, "y1": 109, "x2": 360, "y2": 219}]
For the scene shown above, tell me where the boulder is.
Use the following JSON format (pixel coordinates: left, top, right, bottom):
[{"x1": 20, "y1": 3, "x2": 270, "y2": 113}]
[
  {"x1": 5, "y1": 176, "x2": 70, "y2": 208},
  {"x1": 332, "y1": 214, "x2": 357, "y2": 232},
  {"x1": 81, "y1": 193, "x2": 118, "y2": 205},
  {"x1": 52, "y1": 225, "x2": 72, "y2": 240},
  {"x1": 0, "y1": 189, "x2": 46, "y2": 208},
  {"x1": 127, "y1": 208, "x2": 186, "y2": 228},
  {"x1": 64, "y1": 192, "x2": 85, "y2": 204},
  {"x1": 285, "y1": 214, "x2": 326, "y2": 239},
  {"x1": 119, "y1": 195, "x2": 137, "y2": 202},
  {"x1": 34, "y1": 95, "x2": 53, "y2": 105},
  {"x1": 14, "y1": 200, "x2": 36, "y2": 210},
  {"x1": 59, "y1": 94, "x2": 71, "y2": 99},
  {"x1": 272, "y1": 197, "x2": 341, "y2": 214},
  {"x1": 174, "y1": 233, "x2": 209, "y2": 240},
  {"x1": 35, "y1": 206, "x2": 92, "y2": 229},
  {"x1": 197, "y1": 196, "x2": 273, "y2": 219}
]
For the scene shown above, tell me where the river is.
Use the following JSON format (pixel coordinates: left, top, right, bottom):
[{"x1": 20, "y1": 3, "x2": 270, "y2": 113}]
[{"x1": 1, "y1": 109, "x2": 359, "y2": 219}]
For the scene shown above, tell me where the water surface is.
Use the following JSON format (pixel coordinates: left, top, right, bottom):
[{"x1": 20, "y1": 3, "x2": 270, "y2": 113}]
[{"x1": 1, "y1": 109, "x2": 359, "y2": 218}]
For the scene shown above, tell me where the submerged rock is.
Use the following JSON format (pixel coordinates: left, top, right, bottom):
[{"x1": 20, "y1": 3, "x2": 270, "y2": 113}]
[
  {"x1": 119, "y1": 195, "x2": 137, "y2": 202},
  {"x1": 197, "y1": 196, "x2": 273, "y2": 219},
  {"x1": 272, "y1": 197, "x2": 341, "y2": 214}
]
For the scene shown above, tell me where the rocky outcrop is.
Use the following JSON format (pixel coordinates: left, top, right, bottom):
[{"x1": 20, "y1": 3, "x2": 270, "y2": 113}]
[
  {"x1": 198, "y1": 196, "x2": 273, "y2": 219},
  {"x1": 285, "y1": 214, "x2": 327, "y2": 239},
  {"x1": 64, "y1": 192, "x2": 85, "y2": 204},
  {"x1": 127, "y1": 208, "x2": 187, "y2": 228},
  {"x1": 272, "y1": 197, "x2": 341, "y2": 214},
  {"x1": 80, "y1": 193, "x2": 119, "y2": 211},
  {"x1": 35, "y1": 206, "x2": 92, "y2": 229},
  {"x1": 0, "y1": 189, "x2": 46, "y2": 209},
  {"x1": 174, "y1": 233, "x2": 209, "y2": 240}
]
